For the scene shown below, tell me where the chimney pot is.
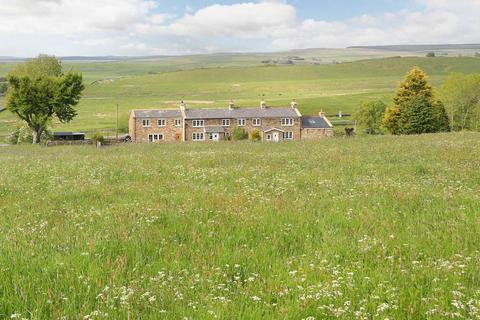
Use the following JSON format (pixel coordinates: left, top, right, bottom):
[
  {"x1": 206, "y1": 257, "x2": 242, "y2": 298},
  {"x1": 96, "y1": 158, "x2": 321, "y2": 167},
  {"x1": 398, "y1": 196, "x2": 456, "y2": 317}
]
[{"x1": 291, "y1": 99, "x2": 298, "y2": 109}]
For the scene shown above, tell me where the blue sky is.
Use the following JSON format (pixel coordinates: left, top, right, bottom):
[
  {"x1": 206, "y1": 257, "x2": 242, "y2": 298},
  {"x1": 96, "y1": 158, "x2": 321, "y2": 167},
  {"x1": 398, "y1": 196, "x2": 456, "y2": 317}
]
[
  {"x1": 158, "y1": 0, "x2": 416, "y2": 20},
  {"x1": 0, "y1": 0, "x2": 478, "y2": 56}
]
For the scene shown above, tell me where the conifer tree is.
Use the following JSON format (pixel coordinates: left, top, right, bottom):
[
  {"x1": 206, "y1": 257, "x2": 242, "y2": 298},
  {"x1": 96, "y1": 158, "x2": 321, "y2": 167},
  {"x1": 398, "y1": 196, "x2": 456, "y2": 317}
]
[{"x1": 384, "y1": 66, "x2": 450, "y2": 135}]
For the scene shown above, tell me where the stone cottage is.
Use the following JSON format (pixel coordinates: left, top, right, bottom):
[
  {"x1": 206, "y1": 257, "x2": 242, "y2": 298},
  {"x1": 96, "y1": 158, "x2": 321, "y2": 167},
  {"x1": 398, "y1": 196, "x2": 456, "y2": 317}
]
[{"x1": 128, "y1": 100, "x2": 333, "y2": 143}]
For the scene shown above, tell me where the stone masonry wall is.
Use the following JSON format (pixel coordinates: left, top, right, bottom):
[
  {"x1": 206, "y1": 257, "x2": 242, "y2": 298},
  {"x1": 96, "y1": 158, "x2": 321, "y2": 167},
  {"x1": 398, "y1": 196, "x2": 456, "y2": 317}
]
[
  {"x1": 131, "y1": 117, "x2": 183, "y2": 143},
  {"x1": 301, "y1": 128, "x2": 334, "y2": 140},
  {"x1": 184, "y1": 117, "x2": 301, "y2": 142}
]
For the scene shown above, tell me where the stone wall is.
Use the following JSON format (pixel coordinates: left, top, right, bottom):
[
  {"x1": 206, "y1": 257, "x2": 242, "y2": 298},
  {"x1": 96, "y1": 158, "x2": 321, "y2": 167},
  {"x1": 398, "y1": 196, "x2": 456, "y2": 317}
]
[
  {"x1": 130, "y1": 117, "x2": 183, "y2": 143},
  {"x1": 301, "y1": 128, "x2": 334, "y2": 140},
  {"x1": 184, "y1": 117, "x2": 301, "y2": 142}
]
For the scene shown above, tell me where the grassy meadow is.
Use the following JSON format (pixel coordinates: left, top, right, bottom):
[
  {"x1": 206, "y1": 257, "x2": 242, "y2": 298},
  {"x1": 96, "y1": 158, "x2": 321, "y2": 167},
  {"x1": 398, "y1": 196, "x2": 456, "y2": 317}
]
[
  {"x1": 2, "y1": 55, "x2": 480, "y2": 138},
  {"x1": 0, "y1": 132, "x2": 479, "y2": 319}
]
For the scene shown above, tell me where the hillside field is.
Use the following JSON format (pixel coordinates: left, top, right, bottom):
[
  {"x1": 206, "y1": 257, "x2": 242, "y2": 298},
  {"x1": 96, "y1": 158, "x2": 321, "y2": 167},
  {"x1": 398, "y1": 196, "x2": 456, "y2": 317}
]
[
  {"x1": 0, "y1": 132, "x2": 479, "y2": 319},
  {"x1": 1, "y1": 56, "x2": 480, "y2": 138}
]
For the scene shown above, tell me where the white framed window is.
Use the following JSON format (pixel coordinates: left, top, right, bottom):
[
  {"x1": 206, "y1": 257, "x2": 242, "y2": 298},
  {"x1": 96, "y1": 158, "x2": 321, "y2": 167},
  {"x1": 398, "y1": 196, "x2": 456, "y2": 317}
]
[
  {"x1": 237, "y1": 118, "x2": 246, "y2": 126},
  {"x1": 266, "y1": 134, "x2": 272, "y2": 141},
  {"x1": 175, "y1": 119, "x2": 182, "y2": 126},
  {"x1": 192, "y1": 120, "x2": 205, "y2": 127},
  {"x1": 192, "y1": 132, "x2": 204, "y2": 141},
  {"x1": 284, "y1": 132, "x2": 293, "y2": 140},
  {"x1": 252, "y1": 118, "x2": 261, "y2": 126},
  {"x1": 148, "y1": 133, "x2": 164, "y2": 142},
  {"x1": 142, "y1": 119, "x2": 151, "y2": 127},
  {"x1": 281, "y1": 118, "x2": 294, "y2": 126},
  {"x1": 222, "y1": 119, "x2": 231, "y2": 126},
  {"x1": 157, "y1": 119, "x2": 166, "y2": 127}
]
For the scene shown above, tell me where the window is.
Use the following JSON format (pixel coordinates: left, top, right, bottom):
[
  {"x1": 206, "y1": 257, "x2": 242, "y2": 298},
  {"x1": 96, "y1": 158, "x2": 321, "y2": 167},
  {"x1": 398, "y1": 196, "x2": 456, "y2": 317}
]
[
  {"x1": 237, "y1": 118, "x2": 246, "y2": 126},
  {"x1": 252, "y1": 118, "x2": 261, "y2": 126},
  {"x1": 281, "y1": 118, "x2": 294, "y2": 126},
  {"x1": 192, "y1": 132, "x2": 204, "y2": 141},
  {"x1": 192, "y1": 120, "x2": 204, "y2": 127},
  {"x1": 222, "y1": 119, "x2": 231, "y2": 126},
  {"x1": 142, "y1": 119, "x2": 151, "y2": 127},
  {"x1": 157, "y1": 119, "x2": 166, "y2": 127},
  {"x1": 284, "y1": 132, "x2": 293, "y2": 140},
  {"x1": 266, "y1": 134, "x2": 272, "y2": 141},
  {"x1": 175, "y1": 119, "x2": 182, "y2": 126},
  {"x1": 148, "y1": 133, "x2": 164, "y2": 142}
]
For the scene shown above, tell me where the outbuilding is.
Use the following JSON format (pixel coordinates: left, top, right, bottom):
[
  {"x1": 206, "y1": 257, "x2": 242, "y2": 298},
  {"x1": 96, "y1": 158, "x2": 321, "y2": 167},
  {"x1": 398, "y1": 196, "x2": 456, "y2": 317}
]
[
  {"x1": 52, "y1": 132, "x2": 86, "y2": 141},
  {"x1": 301, "y1": 113, "x2": 334, "y2": 140}
]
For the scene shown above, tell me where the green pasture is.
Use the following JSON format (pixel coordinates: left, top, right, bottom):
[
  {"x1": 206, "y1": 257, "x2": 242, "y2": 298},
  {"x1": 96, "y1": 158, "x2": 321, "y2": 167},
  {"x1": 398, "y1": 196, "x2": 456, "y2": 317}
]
[{"x1": 0, "y1": 132, "x2": 479, "y2": 319}]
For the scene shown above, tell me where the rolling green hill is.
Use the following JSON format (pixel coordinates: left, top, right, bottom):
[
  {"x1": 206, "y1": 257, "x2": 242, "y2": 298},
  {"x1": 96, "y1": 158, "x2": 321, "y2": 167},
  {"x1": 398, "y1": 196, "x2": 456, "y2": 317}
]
[{"x1": 1, "y1": 56, "x2": 480, "y2": 138}]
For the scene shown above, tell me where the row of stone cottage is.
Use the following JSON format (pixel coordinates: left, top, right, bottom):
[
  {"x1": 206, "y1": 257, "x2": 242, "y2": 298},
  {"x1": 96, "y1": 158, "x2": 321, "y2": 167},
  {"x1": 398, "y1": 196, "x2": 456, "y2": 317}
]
[{"x1": 128, "y1": 100, "x2": 334, "y2": 143}]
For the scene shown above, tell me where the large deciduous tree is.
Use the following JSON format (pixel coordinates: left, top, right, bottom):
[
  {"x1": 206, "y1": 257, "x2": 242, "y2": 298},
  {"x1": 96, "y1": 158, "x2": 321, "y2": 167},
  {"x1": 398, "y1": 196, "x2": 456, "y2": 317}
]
[
  {"x1": 357, "y1": 100, "x2": 387, "y2": 134},
  {"x1": 383, "y1": 66, "x2": 450, "y2": 135},
  {"x1": 438, "y1": 73, "x2": 480, "y2": 131},
  {"x1": 6, "y1": 55, "x2": 84, "y2": 144}
]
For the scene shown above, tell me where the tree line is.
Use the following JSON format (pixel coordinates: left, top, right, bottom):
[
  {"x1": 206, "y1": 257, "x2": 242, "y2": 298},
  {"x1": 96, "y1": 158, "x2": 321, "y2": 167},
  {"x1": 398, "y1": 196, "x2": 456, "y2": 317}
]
[{"x1": 358, "y1": 67, "x2": 480, "y2": 135}]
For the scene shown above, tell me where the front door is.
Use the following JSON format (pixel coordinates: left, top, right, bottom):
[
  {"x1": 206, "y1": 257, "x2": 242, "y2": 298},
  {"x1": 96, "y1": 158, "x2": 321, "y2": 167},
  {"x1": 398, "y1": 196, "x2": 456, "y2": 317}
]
[
  {"x1": 210, "y1": 133, "x2": 220, "y2": 141},
  {"x1": 272, "y1": 132, "x2": 280, "y2": 142}
]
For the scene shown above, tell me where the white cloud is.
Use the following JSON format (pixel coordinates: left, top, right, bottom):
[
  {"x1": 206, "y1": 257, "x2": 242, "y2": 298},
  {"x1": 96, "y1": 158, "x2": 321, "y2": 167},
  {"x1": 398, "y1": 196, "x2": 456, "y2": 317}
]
[{"x1": 0, "y1": 0, "x2": 479, "y2": 56}]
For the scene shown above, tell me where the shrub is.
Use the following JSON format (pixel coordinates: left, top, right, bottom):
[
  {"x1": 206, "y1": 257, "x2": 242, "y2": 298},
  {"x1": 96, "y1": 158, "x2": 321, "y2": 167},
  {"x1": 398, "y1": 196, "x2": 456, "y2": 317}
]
[
  {"x1": 426, "y1": 52, "x2": 436, "y2": 58},
  {"x1": 0, "y1": 82, "x2": 8, "y2": 95},
  {"x1": 232, "y1": 128, "x2": 247, "y2": 141},
  {"x1": 6, "y1": 123, "x2": 51, "y2": 144},
  {"x1": 92, "y1": 133, "x2": 105, "y2": 144},
  {"x1": 248, "y1": 129, "x2": 261, "y2": 141}
]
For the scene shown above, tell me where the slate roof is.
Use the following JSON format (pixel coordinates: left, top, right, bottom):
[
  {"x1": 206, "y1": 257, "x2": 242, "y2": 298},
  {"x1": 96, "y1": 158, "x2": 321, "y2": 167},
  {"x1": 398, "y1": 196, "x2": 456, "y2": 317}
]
[
  {"x1": 133, "y1": 109, "x2": 181, "y2": 118},
  {"x1": 184, "y1": 107, "x2": 299, "y2": 119},
  {"x1": 301, "y1": 116, "x2": 333, "y2": 129},
  {"x1": 204, "y1": 126, "x2": 225, "y2": 133}
]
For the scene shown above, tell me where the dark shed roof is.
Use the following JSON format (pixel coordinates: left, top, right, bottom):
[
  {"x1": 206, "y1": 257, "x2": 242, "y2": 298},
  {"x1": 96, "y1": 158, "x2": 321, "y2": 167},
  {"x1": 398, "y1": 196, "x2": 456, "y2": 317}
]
[
  {"x1": 53, "y1": 132, "x2": 85, "y2": 136},
  {"x1": 301, "y1": 116, "x2": 333, "y2": 129}
]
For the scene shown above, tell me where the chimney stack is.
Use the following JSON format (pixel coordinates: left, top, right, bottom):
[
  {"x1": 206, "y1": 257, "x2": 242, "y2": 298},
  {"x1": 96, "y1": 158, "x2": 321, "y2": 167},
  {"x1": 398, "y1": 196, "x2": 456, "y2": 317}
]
[
  {"x1": 228, "y1": 100, "x2": 236, "y2": 110},
  {"x1": 180, "y1": 100, "x2": 186, "y2": 111},
  {"x1": 291, "y1": 99, "x2": 298, "y2": 109},
  {"x1": 260, "y1": 100, "x2": 267, "y2": 109},
  {"x1": 319, "y1": 109, "x2": 326, "y2": 118}
]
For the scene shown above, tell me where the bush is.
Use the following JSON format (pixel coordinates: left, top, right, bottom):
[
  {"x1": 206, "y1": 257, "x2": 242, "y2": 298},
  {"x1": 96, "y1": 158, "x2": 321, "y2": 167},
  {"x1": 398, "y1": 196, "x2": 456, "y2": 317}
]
[
  {"x1": 426, "y1": 52, "x2": 436, "y2": 58},
  {"x1": 92, "y1": 133, "x2": 105, "y2": 144},
  {"x1": 0, "y1": 82, "x2": 8, "y2": 95},
  {"x1": 248, "y1": 129, "x2": 261, "y2": 141},
  {"x1": 232, "y1": 128, "x2": 247, "y2": 141},
  {"x1": 6, "y1": 123, "x2": 51, "y2": 144}
]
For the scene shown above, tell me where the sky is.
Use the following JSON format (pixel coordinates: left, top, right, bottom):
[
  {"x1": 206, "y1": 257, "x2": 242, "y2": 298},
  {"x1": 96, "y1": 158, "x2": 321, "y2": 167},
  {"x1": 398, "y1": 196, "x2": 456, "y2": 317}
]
[{"x1": 0, "y1": 0, "x2": 479, "y2": 57}]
